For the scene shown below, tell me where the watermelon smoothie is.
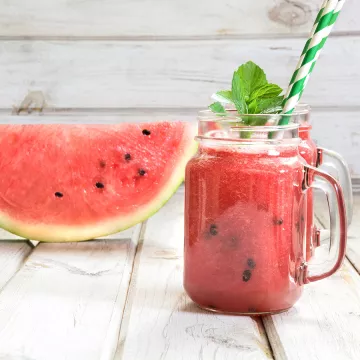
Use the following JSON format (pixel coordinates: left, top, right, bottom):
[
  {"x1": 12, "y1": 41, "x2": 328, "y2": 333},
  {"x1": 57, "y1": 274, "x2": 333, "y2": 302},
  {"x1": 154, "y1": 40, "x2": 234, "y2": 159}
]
[{"x1": 184, "y1": 135, "x2": 307, "y2": 314}]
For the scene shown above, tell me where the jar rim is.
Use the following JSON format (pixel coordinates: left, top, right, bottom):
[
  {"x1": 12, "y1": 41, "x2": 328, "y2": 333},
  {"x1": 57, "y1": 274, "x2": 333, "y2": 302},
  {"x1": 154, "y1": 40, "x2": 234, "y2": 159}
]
[
  {"x1": 198, "y1": 104, "x2": 310, "y2": 121},
  {"x1": 204, "y1": 123, "x2": 300, "y2": 132},
  {"x1": 195, "y1": 136, "x2": 301, "y2": 146},
  {"x1": 196, "y1": 123, "x2": 300, "y2": 144}
]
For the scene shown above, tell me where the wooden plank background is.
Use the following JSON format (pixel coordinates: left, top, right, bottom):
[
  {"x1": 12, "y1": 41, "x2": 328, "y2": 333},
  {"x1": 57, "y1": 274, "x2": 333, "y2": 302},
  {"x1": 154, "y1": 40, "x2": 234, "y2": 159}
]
[
  {"x1": 0, "y1": 226, "x2": 141, "y2": 360},
  {"x1": 0, "y1": 0, "x2": 358, "y2": 177},
  {"x1": 0, "y1": 38, "x2": 359, "y2": 109},
  {"x1": 0, "y1": 0, "x2": 358, "y2": 37}
]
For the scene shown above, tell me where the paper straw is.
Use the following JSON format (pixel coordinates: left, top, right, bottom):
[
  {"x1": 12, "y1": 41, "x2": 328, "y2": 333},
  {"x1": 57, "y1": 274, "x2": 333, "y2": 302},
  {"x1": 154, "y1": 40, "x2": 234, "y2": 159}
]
[
  {"x1": 279, "y1": 0, "x2": 345, "y2": 124},
  {"x1": 299, "y1": 0, "x2": 346, "y2": 98},
  {"x1": 287, "y1": 0, "x2": 329, "y2": 89}
]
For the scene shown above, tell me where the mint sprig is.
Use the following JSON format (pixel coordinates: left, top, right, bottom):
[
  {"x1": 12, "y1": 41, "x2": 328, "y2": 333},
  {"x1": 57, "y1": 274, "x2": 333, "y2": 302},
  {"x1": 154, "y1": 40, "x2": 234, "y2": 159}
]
[{"x1": 209, "y1": 61, "x2": 284, "y2": 120}]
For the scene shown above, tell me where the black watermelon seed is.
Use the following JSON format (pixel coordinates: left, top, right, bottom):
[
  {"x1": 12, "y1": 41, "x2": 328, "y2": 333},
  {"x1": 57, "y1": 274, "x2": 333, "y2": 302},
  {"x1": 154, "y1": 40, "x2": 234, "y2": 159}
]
[
  {"x1": 138, "y1": 169, "x2": 146, "y2": 176},
  {"x1": 247, "y1": 258, "x2": 256, "y2": 269},
  {"x1": 124, "y1": 153, "x2": 131, "y2": 161},
  {"x1": 243, "y1": 270, "x2": 252, "y2": 282},
  {"x1": 301, "y1": 215, "x2": 305, "y2": 222},
  {"x1": 99, "y1": 160, "x2": 106, "y2": 168},
  {"x1": 55, "y1": 192, "x2": 63, "y2": 198},
  {"x1": 142, "y1": 129, "x2": 151, "y2": 136},
  {"x1": 209, "y1": 224, "x2": 218, "y2": 236},
  {"x1": 95, "y1": 182, "x2": 105, "y2": 189},
  {"x1": 273, "y1": 217, "x2": 284, "y2": 226}
]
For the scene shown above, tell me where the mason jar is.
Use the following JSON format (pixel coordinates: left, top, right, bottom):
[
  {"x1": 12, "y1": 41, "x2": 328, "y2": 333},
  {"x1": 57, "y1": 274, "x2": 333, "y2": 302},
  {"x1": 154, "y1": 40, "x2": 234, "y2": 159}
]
[{"x1": 184, "y1": 111, "x2": 347, "y2": 315}]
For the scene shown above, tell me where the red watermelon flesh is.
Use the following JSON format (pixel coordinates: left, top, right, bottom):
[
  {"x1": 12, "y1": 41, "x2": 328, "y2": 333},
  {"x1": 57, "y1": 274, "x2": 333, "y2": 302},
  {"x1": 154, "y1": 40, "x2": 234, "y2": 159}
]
[{"x1": 0, "y1": 121, "x2": 196, "y2": 242}]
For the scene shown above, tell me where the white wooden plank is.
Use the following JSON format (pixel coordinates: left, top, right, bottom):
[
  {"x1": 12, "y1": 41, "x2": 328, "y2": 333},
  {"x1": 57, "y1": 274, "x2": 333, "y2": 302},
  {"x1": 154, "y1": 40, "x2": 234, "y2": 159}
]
[
  {"x1": 312, "y1": 111, "x2": 360, "y2": 178},
  {"x1": 119, "y1": 189, "x2": 273, "y2": 360},
  {"x1": 0, "y1": 0, "x2": 357, "y2": 37},
  {"x1": 0, "y1": 241, "x2": 32, "y2": 291},
  {"x1": 0, "y1": 228, "x2": 33, "y2": 292},
  {"x1": 0, "y1": 225, "x2": 141, "y2": 360},
  {"x1": 0, "y1": 37, "x2": 359, "y2": 110},
  {"x1": 353, "y1": 178, "x2": 360, "y2": 192},
  {"x1": 264, "y1": 196, "x2": 360, "y2": 360}
]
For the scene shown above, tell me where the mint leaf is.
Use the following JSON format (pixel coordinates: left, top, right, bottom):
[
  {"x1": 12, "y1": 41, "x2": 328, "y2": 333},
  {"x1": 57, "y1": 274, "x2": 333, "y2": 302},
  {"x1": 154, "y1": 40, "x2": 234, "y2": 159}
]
[
  {"x1": 250, "y1": 84, "x2": 283, "y2": 101},
  {"x1": 215, "y1": 90, "x2": 233, "y2": 103},
  {"x1": 236, "y1": 61, "x2": 267, "y2": 97},
  {"x1": 256, "y1": 96, "x2": 284, "y2": 114},
  {"x1": 231, "y1": 71, "x2": 248, "y2": 114},
  {"x1": 248, "y1": 95, "x2": 283, "y2": 114},
  {"x1": 209, "y1": 102, "x2": 226, "y2": 114},
  {"x1": 248, "y1": 99, "x2": 258, "y2": 114}
]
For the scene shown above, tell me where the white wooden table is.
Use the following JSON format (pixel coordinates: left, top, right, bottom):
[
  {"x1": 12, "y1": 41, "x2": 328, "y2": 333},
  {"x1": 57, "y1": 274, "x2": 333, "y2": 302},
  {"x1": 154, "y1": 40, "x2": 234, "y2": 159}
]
[{"x1": 0, "y1": 188, "x2": 359, "y2": 360}]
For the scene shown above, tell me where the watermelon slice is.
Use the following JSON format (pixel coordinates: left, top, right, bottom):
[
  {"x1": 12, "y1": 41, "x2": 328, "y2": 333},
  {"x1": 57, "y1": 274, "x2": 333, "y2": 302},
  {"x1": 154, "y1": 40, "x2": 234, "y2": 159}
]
[{"x1": 0, "y1": 121, "x2": 196, "y2": 242}]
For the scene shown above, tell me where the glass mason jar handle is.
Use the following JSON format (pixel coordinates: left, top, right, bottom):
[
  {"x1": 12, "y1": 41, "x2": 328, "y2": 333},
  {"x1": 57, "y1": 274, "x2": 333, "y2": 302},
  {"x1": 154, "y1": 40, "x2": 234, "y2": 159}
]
[
  {"x1": 302, "y1": 165, "x2": 347, "y2": 284},
  {"x1": 317, "y1": 147, "x2": 353, "y2": 226}
]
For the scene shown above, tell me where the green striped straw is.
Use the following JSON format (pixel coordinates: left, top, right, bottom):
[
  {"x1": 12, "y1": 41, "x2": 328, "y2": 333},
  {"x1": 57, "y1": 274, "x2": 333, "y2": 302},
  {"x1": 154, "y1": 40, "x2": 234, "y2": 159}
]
[
  {"x1": 300, "y1": 0, "x2": 345, "y2": 96},
  {"x1": 279, "y1": 0, "x2": 345, "y2": 124},
  {"x1": 289, "y1": 0, "x2": 329, "y2": 85}
]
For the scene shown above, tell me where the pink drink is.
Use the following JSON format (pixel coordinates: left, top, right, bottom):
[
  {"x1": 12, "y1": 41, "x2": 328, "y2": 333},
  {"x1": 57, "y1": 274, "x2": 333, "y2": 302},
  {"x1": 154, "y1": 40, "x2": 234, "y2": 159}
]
[
  {"x1": 184, "y1": 115, "x2": 347, "y2": 315},
  {"x1": 184, "y1": 144, "x2": 306, "y2": 314},
  {"x1": 298, "y1": 124, "x2": 318, "y2": 260}
]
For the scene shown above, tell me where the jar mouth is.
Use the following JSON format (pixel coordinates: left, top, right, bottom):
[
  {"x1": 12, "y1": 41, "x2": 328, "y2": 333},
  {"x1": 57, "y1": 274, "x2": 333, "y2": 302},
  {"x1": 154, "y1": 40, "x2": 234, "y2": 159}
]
[
  {"x1": 209, "y1": 124, "x2": 300, "y2": 132},
  {"x1": 196, "y1": 123, "x2": 300, "y2": 144},
  {"x1": 195, "y1": 137, "x2": 301, "y2": 146},
  {"x1": 198, "y1": 104, "x2": 310, "y2": 121}
]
